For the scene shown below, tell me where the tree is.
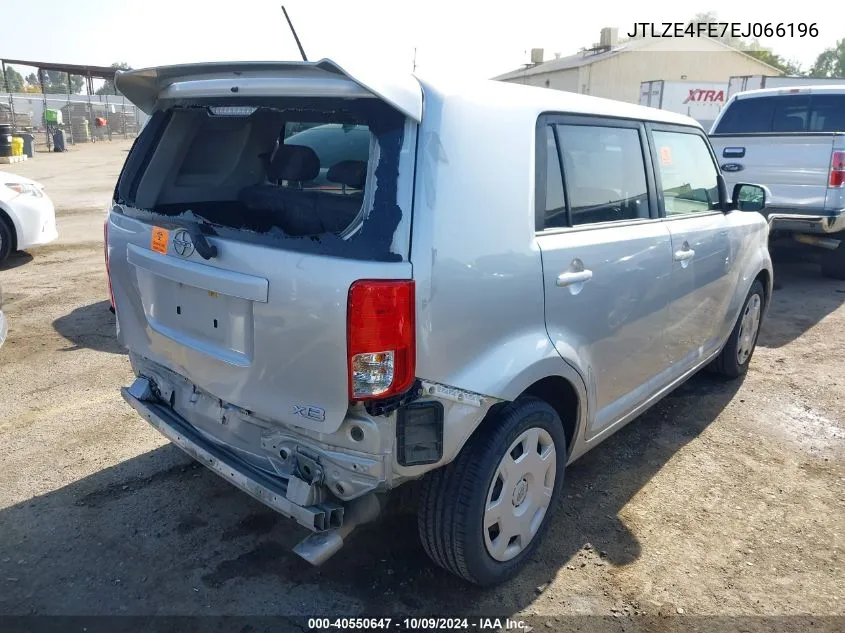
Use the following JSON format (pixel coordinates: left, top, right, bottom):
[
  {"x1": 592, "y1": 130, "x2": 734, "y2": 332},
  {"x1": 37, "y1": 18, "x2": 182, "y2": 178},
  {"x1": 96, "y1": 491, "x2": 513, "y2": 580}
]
[
  {"x1": 0, "y1": 65, "x2": 25, "y2": 92},
  {"x1": 743, "y1": 49, "x2": 804, "y2": 76},
  {"x1": 691, "y1": 12, "x2": 732, "y2": 45},
  {"x1": 24, "y1": 71, "x2": 84, "y2": 94},
  {"x1": 809, "y1": 39, "x2": 845, "y2": 77},
  {"x1": 95, "y1": 62, "x2": 132, "y2": 95}
]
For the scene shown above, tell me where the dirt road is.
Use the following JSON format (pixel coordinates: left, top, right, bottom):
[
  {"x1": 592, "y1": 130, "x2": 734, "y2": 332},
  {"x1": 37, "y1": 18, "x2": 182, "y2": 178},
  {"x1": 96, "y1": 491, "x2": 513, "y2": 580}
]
[{"x1": 0, "y1": 142, "x2": 842, "y2": 624}]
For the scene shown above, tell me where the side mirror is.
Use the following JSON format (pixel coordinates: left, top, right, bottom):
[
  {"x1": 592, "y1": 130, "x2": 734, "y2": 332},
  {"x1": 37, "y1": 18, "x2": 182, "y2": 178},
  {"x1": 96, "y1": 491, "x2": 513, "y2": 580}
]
[{"x1": 727, "y1": 182, "x2": 768, "y2": 212}]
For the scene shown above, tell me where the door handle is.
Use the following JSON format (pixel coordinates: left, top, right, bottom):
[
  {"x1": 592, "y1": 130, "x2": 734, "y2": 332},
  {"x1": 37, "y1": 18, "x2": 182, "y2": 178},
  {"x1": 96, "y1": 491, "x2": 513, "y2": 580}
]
[
  {"x1": 673, "y1": 248, "x2": 696, "y2": 262},
  {"x1": 556, "y1": 270, "x2": 593, "y2": 287}
]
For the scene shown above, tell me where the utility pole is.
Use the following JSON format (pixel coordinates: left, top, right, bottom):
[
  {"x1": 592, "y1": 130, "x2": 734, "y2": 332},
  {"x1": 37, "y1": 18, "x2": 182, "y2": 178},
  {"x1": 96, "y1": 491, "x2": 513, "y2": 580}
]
[{"x1": 413, "y1": 48, "x2": 417, "y2": 72}]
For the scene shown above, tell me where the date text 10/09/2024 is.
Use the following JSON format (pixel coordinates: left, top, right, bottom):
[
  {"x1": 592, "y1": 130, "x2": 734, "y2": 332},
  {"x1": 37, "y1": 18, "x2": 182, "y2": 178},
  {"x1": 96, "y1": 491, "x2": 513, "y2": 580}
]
[
  {"x1": 307, "y1": 618, "x2": 533, "y2": 631},
  {"x1": 627, "y1": 22, "x2": 819, "y2": 39}
]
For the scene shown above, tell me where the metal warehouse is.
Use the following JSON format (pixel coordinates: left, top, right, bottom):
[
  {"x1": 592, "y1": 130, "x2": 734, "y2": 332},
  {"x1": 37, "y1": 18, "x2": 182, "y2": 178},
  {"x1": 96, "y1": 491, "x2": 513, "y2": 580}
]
[{"x1": 494, "y1": 27, "x2": 782, "y2": 105}]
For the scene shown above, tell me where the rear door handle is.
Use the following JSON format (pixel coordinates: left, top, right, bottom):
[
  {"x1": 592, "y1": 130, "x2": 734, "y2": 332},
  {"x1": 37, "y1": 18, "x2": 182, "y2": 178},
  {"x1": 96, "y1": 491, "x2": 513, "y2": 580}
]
[
  {"x1": 673, "y1": 248, "x2": 695, "y2": 262},
  {"x1": 556, "y1": 270, "x2": 593, "y2": 287}
]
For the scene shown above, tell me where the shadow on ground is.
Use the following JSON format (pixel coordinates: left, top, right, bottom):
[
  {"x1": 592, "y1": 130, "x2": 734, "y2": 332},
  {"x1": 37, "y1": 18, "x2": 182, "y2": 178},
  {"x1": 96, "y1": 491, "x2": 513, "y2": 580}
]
[
  {"x1": 759, "y1": 243, "x2": 845, "y2": 349},
  {"x1": 52, "y1": 300, "x2": 125, "y2": 354},
  {"x1": 0, "y1": 251, "x2": 34, "y2": 271},
  {"x1": 0, "y1": 372, "x2": 741, "y2": 617}
]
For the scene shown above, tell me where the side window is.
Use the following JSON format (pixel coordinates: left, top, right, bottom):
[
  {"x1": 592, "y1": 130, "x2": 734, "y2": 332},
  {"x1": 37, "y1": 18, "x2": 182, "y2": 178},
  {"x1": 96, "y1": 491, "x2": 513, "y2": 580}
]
[
  {"x1": 652, "y1": 131, "x2": 720, "y2": 216},
  {"x1": 544, "y1": 125, "x2": 567, "y2": 229},
  {"x1": 556, "y1": 124, "x2": 650, "y2": 226}
]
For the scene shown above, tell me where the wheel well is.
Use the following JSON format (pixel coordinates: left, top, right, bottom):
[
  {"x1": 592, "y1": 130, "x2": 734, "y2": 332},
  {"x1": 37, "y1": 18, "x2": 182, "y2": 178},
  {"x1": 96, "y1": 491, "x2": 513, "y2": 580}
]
[
  {"x1": 0, "y1": 208, "x2": 17, "y2": 251},
  {"x1": 754, "y1": 269, "x2": 771, "y2": 308},
  {"x1": 521, "y1": 376, "x2": 579, "y2": 456}
]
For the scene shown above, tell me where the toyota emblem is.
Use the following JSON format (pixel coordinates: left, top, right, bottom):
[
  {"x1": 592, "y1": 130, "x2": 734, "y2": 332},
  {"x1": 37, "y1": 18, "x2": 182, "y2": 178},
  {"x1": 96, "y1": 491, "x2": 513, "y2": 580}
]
[{"x1": 172, "y1": 229, "x2": 195, "y2": 257}]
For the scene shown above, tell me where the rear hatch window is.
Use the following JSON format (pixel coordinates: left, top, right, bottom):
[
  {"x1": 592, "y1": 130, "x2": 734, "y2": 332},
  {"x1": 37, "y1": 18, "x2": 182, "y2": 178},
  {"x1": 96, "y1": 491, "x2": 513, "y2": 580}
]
[
  {"x1": 713, "y1": 94, "x2": 845, "y2": 135},
  {"x1": 115, "y1": 97, "x2": 407, "y2": 261}
]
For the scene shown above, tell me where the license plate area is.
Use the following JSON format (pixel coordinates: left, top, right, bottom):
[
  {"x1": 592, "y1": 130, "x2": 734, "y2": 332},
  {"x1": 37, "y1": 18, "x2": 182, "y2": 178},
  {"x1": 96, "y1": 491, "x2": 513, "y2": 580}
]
[{"x1": 136, "y1": 268, "x2": 255, "y2": 367}]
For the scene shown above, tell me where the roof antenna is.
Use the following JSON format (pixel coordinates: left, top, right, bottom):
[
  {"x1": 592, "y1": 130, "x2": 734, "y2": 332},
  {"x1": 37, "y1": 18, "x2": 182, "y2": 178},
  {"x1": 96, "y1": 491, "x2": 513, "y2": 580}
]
[{"x1": 281, "y1": 5, "x2": 308, "y2": 61}]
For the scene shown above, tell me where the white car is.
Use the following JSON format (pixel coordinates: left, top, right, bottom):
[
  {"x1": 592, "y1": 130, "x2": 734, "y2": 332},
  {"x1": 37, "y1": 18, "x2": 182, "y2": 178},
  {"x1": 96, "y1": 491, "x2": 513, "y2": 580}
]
[{"x1": 0, "y1": 172, "x2": 58, "y2": 262}]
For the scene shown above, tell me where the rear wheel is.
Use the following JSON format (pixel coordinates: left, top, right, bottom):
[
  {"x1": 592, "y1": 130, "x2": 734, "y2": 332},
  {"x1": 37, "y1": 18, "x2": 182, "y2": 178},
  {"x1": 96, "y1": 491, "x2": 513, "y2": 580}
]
[
  {"x1": 711, "y1": 280, "x2": 765, "y2": 379},
  {"x1": 417, "y1": 397, "x2": 566, "y2": 585},
  {"x1": 0, "y1": 217, "x2": 13, "y2": 263},
  {"x1": 821, "y1": 241, "x2": 845, "y2": 280}
]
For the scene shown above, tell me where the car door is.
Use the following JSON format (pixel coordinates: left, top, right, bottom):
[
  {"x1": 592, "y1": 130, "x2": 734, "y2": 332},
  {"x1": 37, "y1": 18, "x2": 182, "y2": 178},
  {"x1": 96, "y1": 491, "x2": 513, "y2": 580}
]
[
  {"x1": 647, "y1": 125, "x2": 736, "y2": 375},
  {"x1": 535, "y1": 116, "x2": 675, "y2": 439}
]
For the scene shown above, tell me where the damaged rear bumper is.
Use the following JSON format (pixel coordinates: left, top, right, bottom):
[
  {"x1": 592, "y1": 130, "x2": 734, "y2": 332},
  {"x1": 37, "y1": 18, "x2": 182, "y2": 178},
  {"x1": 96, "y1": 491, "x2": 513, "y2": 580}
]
[{"x1": 121, "y1": 377, "x2": 344, "y2": 532}]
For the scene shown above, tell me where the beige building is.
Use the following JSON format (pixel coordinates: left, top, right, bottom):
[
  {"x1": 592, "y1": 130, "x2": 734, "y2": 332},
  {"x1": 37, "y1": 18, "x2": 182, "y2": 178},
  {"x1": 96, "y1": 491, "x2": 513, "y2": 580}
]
[{"x1": 493, "y1": 28, "x2": 782, "y2": 104}]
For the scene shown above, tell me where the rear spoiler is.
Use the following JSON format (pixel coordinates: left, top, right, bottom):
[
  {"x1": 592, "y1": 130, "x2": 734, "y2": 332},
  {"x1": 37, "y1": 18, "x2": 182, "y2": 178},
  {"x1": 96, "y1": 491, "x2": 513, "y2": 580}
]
[{"x1": 115, "y1": 58, "x2": 423, "y2": 122}]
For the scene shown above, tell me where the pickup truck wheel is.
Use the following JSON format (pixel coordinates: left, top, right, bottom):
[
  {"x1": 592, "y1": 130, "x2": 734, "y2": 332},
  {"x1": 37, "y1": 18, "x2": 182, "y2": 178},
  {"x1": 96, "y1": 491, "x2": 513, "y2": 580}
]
[
  {"x1": 821, "y1": 242, "x2": 845, "y2": 280},
  {"x1": 711, "y1": 280, "x2": 765, "y2": 379},
  {"x1": 417, "y1": 397, "x2": 566, "y2": 585}
]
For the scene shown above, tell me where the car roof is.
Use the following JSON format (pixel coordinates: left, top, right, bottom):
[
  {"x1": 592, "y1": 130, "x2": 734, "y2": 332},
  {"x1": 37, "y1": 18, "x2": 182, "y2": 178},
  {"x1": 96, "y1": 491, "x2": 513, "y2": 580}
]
[
  {"x1": 732, "y1": 84, "x2": 845, "y2": 99},
  {"x1": 418, "y1": 74, "x2": 701, "y2": 128}
]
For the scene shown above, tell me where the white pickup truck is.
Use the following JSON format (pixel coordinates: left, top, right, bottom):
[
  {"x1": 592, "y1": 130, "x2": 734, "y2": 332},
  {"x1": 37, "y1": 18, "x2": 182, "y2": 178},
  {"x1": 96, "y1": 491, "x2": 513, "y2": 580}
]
[{"x1": 709, "y1": 85, "x2": 845, "y2": 279}]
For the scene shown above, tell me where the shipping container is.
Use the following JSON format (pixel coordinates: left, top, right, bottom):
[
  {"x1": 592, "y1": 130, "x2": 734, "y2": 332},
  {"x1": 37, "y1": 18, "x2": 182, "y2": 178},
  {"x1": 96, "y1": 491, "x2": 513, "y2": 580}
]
[
  {"x1": 638, "y1": 79, "x2": 727, "y2": 130},
  {"x1": 728, "y1": 75, "x2": 845, "y2": 99}
]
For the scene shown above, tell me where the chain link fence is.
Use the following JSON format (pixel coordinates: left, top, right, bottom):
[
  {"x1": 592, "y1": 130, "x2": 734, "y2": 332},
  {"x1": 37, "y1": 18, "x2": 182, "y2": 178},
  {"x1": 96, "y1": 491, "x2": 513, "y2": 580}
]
[{"x1": 1, "y1": 91, "x2": 149, "y2": 152}]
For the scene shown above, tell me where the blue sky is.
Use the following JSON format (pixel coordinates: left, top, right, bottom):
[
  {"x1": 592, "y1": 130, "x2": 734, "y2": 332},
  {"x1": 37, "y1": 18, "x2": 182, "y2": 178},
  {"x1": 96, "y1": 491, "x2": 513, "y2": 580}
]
[{"x1": 1, "y1": 0, "x2": 838, "y2": 83}]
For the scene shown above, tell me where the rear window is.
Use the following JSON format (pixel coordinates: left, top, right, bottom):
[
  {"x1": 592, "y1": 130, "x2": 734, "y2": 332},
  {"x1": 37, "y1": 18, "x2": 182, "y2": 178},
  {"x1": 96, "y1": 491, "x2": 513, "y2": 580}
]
[
  {"x1": 114, "y1": 98, "x2": 406, "y2": 261},
  {"x1": 713, "y1": 94, "x2": 845, "y2": 134}
]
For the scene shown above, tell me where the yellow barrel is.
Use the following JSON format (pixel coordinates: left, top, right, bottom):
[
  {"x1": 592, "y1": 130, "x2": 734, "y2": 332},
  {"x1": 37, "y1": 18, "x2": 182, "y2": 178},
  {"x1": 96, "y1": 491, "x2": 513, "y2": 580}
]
[{"x1": 11, "y1": 137, "x2": 24, "y2": 156}]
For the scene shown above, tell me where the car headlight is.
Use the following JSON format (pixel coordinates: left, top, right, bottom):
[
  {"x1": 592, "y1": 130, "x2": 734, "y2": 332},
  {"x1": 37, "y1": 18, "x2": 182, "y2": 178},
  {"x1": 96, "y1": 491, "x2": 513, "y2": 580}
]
[{"x1": 5, "y1": 182, "x2": 43, "y2": 197}]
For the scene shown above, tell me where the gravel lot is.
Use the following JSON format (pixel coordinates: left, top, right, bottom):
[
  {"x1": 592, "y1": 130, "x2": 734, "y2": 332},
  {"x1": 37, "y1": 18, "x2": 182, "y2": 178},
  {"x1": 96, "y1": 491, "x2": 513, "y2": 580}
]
[{"x1": 0, "y1": 141, "x2": 842, "y2": 627}]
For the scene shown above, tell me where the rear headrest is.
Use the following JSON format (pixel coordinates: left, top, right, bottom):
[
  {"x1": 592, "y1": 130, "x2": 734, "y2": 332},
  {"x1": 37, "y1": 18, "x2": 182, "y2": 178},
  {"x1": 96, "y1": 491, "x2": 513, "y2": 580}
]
[
  {"x1": 267, "y1": 144, "x2": 320, "y2": 182},
  {"x1": 327, "y1": 160, "x2": 367, "y2": 189}
]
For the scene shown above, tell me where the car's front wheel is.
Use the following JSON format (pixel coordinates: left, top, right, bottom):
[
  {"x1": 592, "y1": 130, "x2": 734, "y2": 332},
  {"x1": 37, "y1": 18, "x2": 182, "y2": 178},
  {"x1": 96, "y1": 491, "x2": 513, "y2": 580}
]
[
  {"x1": 0, "y1": 217, "x2": 13, "y2": 263},
  {"x1": 417, "y1": 397, "x2": 566, "y2": 585},
  {"x1": 711, "y1": 279, "x2": 765, "y2": 379}
]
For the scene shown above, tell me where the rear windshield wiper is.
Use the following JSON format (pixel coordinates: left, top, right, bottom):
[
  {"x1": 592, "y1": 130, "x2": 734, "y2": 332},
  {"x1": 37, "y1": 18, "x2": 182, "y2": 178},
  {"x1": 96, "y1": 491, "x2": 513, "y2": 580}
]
[{"x1": 176, "y1": 217, "x2": 219, "y2": 260}]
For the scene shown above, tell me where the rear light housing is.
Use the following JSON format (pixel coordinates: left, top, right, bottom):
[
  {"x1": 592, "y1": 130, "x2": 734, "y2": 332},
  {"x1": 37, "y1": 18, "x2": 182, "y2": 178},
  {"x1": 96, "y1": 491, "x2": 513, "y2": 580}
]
[
  {"x1": 829, "y1": 151, "x2": 845, "y2": 188},
  {"x1": 347, "y1": 280, "x2": 415, "y2": 401},
  {"x1": 104, "y1": 216, "x2": 116, "y2": 311}
]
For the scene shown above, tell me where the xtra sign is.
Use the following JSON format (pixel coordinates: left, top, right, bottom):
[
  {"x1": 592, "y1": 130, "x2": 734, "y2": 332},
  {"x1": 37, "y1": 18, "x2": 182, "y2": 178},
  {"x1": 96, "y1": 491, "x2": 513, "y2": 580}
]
[{"x1": 683, "y1": 89, "x2": 726, "y2": 104}]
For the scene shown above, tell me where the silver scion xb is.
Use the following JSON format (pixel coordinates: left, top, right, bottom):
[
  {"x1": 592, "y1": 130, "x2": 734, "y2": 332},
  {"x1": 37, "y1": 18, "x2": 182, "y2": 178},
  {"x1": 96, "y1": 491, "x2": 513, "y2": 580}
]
[{"x1": 106, "y1": 60, "x2": 773, "y2": 586}]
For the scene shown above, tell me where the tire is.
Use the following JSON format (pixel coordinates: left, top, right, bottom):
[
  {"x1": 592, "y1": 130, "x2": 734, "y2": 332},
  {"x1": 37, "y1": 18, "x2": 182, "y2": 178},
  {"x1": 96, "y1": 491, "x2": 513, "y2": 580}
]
[
  {"x1": 0, "y1": 216, "x2": 13, "y2": 263},
  {"x1": 711, "y1": 280, "x2": 765, "y2": 379},
  {"x1": 821, "y1": 242, "x2": 845, "y2": 280},
  {"x1": 417, "y1": 397, "x2": 567, "y2": 586}
]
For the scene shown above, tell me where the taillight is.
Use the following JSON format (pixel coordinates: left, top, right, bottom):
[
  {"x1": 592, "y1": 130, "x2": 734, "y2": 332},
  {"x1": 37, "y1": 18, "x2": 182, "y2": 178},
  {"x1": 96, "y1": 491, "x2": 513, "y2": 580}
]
[
  {"x1": 829, "y1": 151, "x2": 845, "y2": 188},
  {"x1": 347, "y1": 280, "x2": 415, "y2": 401},
  {"x1": 104, "y1": 217, "x2": 116, "y2": 310}
]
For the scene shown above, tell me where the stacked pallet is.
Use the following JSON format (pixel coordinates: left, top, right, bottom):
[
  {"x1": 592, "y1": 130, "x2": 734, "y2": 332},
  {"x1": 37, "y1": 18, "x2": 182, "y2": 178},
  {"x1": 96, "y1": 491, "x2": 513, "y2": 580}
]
[
  {"x1": 0, "y1": 105, "x2": 33, "y2": 130},
  {"x1": 108, "y1": 108, "x2": 139, "y2": 136},
  {"x1": 61, "y1": 102, "x2": 112, "y2": 142}
]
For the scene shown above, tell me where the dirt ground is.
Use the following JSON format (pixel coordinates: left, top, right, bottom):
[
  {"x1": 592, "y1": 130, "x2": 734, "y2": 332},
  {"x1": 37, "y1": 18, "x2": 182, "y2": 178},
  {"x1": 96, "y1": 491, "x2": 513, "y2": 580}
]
[{"x1": 0, "y1": 141, "x2": 842, "y2": 626}]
